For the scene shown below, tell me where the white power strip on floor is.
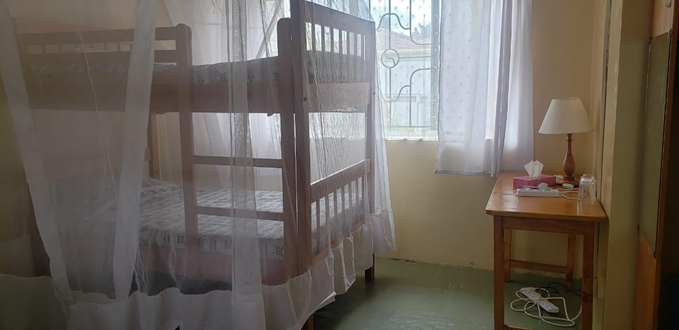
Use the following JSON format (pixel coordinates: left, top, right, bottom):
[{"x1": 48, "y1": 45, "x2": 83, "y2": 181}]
[
  {"x1": 519, "y1": 287, "x2": 559, "y2": 313},
  {"x1": 510, "y1": 287, "x2": 582, "y2": 328}
]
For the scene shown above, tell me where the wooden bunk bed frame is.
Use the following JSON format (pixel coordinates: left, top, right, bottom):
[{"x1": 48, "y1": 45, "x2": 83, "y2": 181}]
[{"x1": 16, "y1": 1, "x2": 376, "y2": 286}]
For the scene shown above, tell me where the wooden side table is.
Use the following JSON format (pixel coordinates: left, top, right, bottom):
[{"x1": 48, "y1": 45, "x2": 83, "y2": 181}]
[{"x1": 486, "y1": 171, "x2": 607, "y2": 330}]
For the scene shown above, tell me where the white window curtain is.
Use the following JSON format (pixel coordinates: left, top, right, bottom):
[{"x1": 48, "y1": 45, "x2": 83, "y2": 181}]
[{"x1": 436, "y1": 0, "x2": 533, "y2": 176}]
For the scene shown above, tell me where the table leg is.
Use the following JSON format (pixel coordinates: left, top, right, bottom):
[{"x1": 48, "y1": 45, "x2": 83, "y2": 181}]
[
  {"x1": 582, "y1": 226, "x2": 595, "y2": 330},
  {"x1": 504, "y1": 229, "x2": 512, "y2": 282},
  {"x1": 494, "y1": 216, "x2": 505, "y2": 329},
  {"x1": 365, "y1": 254, "x2": 375, "y2": 281},
  {"x1": 302, "y1": 315, "x2": 314, "y2": 330},
  {"x1": 566, "y1": 234, "x2": 576, "y2": 290}
]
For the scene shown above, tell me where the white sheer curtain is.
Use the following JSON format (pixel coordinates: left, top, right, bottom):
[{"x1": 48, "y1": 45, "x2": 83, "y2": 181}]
[
  {"x1": 1, "y1": 0, "x2": 157, "y2": 301},
  {"x1": 0, "y1": 0, "x2": 395, "y2": 328},
  {"x1": 1, "y1": 0, "x2": 157, "y2": 326},
  {"x1": 160, "y1": 0, "x2": 285, "y2": 189},
  {"x1": 436, "y1": 0, "x2": 533, "y2": 176}
]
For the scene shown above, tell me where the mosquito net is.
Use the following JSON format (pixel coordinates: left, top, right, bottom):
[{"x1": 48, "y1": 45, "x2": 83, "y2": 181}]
[{"x1": 0, "y1": 0, "x2": 394, "y2": 329}]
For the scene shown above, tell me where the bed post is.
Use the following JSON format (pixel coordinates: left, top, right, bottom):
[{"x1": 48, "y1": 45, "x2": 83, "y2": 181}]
[
  {"x1": 289, "y1": 0, "x2": 312, "y2": 280},
  {"x1": 365, "y1": 22, "x2": 376, "y2": 282},
  {"x1": 290, "y1": 0, "x2": 314, "y2": 328},
  {"x1": 147, "y1": 113, "x2": 160, "y2": 179},
  {"x1": 277, "y1": 18, "x2": 299, "y2": 281},
  {"x1": 175, "y1": 24, "x2": 200, "y2": 271}
]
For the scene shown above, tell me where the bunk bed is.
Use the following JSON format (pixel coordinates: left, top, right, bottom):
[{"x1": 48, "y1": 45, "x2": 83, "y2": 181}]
[{"x1": 15, "y1": 1, "x2": 376, "y2": 286}]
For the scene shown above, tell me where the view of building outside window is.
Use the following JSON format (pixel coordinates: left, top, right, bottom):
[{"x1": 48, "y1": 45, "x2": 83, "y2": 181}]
[{"x1": 371, "y1": 0, "x2": 439, "y2": 140}]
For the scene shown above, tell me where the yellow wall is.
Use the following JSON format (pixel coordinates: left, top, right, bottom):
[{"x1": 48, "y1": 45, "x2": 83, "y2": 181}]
[
  {"x1": 385, "y1": 140, "x2": 586, "y2": 275},
  {"x1": 385, "y1": 141, "x2": 496, "y2": 268},
  {"x1": 532, "y1": 0, "x2": 596, "y2": 174},
  {"x1": 384, "y1": 0, "x2": 597, "y2": 280}
]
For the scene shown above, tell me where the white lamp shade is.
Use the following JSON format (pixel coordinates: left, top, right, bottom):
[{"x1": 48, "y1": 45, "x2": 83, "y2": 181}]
[{"x1": 539, "y1": 97, "x2": 594, "y2": 134}]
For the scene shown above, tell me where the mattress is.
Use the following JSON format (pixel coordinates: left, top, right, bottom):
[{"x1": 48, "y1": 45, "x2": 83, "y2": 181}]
[{"x1": 139, "y1": 177, "x2": 364, "y2": 261}]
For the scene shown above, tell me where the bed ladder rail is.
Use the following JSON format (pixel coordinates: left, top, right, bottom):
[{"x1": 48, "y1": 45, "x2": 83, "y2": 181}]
[
  {"x1": 174, "y1": 20, "x2": 298, "y2": 279},
  {"x1": 179, "y1": 150, "x2": 289, "y2": 257},
  {"x1": 188, "y1": 154, "x2": 286, "y2": 225}
]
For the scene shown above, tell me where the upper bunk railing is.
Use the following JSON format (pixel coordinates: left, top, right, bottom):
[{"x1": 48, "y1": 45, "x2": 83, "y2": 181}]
[
  {"x1": 17, "y1": 26, "x2": 183, "y2": 113},
  {"x1": 303, "y1": 1, "x2": 376, "y2": 113},
  {"x1": 15, "y1": 25, "x2": 283, "y2": 115},
  {"x1": 16, "y1": 6, "x2": 375, "y2": 115}
]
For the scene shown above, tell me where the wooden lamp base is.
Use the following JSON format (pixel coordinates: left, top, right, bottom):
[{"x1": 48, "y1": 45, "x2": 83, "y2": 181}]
[{"x1": 560, "y1": 133, "x2": 579, "y2": 186}]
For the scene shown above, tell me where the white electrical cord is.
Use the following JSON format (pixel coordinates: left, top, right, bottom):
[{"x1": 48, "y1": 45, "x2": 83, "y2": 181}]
[
  {"x1": 510, "y1": 287, "x2": 582, "y2": 328},
  {"x1": 559, "y1": 190, "x2": 580, "y2": 201}
]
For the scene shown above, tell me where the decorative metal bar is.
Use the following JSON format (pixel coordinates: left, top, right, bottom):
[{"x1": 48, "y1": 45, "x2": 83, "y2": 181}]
[{"x1": 375, "y1": 0, "x2": 439, "y2": 130}]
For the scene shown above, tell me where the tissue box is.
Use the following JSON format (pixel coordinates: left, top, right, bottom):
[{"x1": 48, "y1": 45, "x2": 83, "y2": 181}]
[{"x1": 513, "y1": 174, "x2": 557, "y2": 189}]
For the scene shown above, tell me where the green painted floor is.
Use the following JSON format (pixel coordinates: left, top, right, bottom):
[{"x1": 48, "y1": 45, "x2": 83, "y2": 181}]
[{"x1": 315, "y1": 258, "x2": 582, "y2": 330}]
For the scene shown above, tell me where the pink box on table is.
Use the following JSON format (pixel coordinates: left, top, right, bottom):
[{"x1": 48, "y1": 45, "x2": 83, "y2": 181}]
[{"x1": 513, "y1": 174, "x2": 557, "y2": 189}]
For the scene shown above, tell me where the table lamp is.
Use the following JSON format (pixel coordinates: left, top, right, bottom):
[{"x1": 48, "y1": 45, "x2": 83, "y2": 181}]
[{"x1": 539, "y1": 97, "x2": 594, "y2": 183}]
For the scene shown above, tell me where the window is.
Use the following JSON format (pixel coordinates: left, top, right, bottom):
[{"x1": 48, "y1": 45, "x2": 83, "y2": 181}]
[{"x1": 371, "y1": 0, "x2": 440, "y2": 140}]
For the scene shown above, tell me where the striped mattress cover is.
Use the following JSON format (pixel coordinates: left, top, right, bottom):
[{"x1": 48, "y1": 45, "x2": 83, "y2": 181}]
[{"x1": 139, "y1": 177, "x2": 365, "y2": 261}]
